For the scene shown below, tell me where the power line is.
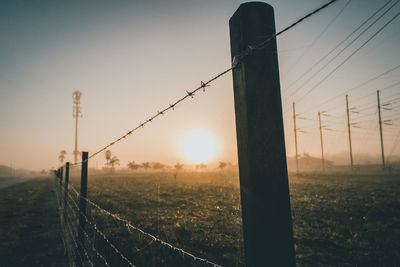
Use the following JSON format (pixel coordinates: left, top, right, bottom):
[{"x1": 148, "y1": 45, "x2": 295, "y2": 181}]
[
  {"x1": 299, "y1": 64, "x2": 400, "y2": 115},
  {"x1": 284, "y1": 0, "x2": 397, "y2": 102},
  {"x1": 283, "y1": 0, "x2": 351, "y2": 78},
  {"x1": 296, "y1": 8, "x2": 400, "y2": 104}
]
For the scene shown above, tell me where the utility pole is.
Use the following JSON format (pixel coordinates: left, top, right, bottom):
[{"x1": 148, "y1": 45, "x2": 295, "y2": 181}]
[
  {"x1": 73, "y1": 91, "x2": 82, "y2": 164},
  {"x1": 377, "y1": 90, "x2": 385, "y2": 169},
  {"x1": 318, "y1": 112, "x2": 325, "y2": 171},
  {"x1": 346, "y1": 95, "x2": 354, "y2": 170},
  {"x1": 293, "y1": 102, "x2": 299, "y2": 175}
]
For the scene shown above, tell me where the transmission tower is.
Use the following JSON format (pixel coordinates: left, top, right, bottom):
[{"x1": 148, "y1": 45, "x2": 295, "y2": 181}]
[{"x1": 73, "y1": 91, "x2": 82, "y2": 164}]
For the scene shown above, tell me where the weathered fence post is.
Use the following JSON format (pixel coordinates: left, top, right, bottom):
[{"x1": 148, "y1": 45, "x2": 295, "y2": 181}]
[
  {"x1": 229, "y1": 2, "x2": 296, "y2": 266},
  {"x1": 65, "y1": 162, "x2": 70, "y2": 190},
  {"x1": 60, "y1": 167, "x2": 63, "y2": 185},
  {"x1": 78, "y1": 152, "x2": 88, "y2": 244},
  {"x1": 64, "y1": 162, "x2": 70, "y2": 221}
]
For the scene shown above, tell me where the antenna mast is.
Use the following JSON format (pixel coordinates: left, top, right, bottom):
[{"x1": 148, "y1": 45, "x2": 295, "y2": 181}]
[{"x1": 73, "y1": 91, "x2": 82, "y2": 164}]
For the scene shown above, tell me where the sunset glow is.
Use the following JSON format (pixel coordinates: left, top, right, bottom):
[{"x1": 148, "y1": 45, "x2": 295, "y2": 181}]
[{"x1": 181, "y1": 131, "x2": 218, "y2": 164}]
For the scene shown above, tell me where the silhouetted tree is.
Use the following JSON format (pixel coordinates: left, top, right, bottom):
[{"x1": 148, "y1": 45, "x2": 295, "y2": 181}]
[
  {"x1": 109, "y1": 156, "x2": 120, "y2": 169},
  {"x1": 174, "y1": 163, "x2": 184, "y2": 171},
  {"x1": 105, "y1": 150, "x2": 112, "y2": 168},
  {"x1": 127, "y1": 161, "x2": 140, "y2": 170},
  {"x1": 141, "y1": 162, "x2": 151, "y2": 170},
  {"x1": 152, "y1": 162, "x2": 165, "y2": 170},
  {"x1": 218, "y1": 161, "x2": 227, "y2": 170},
  {"x1": 58, "y1": 150, "x2": 67, "y2": 164},
  {"x1": 195, "y1": 163, "x2": 207, "y2": 169},
  {"x1": 173, "y1": 162, "x2": 184, "y2": 180}
]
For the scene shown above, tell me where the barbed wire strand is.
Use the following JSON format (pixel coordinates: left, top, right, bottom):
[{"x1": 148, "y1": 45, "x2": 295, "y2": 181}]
[
  {"x1": 69, "y1": 185, "x2": 222, "y2": 267},
  {"x1": 69, "y1": 204, "x2": 112, "y2": 267},
  {"x1": 64, "y1": 203, "x2": 97, "y2": 267},
  {"x1": 60, "y1": 181, "x2": 111, "y2": 267},
  {"x1": 67, "y1": 197, "x2": 110, "y2": 266},
  {"x1": 63, "y1": 185, "x2": 134, "y2": 267},
  {"x1": 57, "y1": 187, "x2": 86, "y2": 267},
  {"x1": 67, "y1": 0, "x2": 339, "y2": 166},
  {"x1": 58, "y1": 181, "x2": 97, "y2": 267},
  {"x1": 54, "y1": 178, "x2": 82, "y2": 267}
]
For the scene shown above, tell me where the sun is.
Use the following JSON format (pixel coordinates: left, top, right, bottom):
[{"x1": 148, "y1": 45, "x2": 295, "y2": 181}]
[{"x1": 181, "y1": 131, "x2": 218, "y2": 164}]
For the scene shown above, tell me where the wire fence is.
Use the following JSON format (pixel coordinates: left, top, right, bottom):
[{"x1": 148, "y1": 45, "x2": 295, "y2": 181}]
[{"x1": 52, "y1": 0, "x2": 400, "y2": 266}]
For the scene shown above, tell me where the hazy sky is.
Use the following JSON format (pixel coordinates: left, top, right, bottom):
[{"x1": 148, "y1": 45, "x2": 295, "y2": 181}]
[{"x1": 1, "y1": 0, "x2": 400, "y2": 170}]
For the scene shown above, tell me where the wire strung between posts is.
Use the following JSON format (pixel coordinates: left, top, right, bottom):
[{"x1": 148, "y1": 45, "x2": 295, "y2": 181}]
[
  {"x1": 63, "y1": 190, "x2": 111, "y2": 267},
  {"x1": 65, "y1": 199, "x2": 111, "y2": 267},
  {"x1": 54, "y1": 179, "x2": 89, "y2": 267},
  {"x1": 69, "y1": 186, "x2": 222, "y2": 267},
  {"x1": 62, "y1": 185, "x2": 128, "y2": 267},
  {"x1": 233, "y1": 0, "x2": 339, "y2": 64},
  {"x1": 67, "y1": 0, "x2": 339, "y2": 166}
]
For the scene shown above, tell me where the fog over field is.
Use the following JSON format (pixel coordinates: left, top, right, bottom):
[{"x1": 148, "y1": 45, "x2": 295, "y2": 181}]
[{"x1": 1, "y1": 0, "x2": 400, "y2": 266}]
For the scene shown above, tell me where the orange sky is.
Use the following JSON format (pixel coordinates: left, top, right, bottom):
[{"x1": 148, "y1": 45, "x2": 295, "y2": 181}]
[{"x1": 1, "y1": 0, "x2": 400, "y2": 171}]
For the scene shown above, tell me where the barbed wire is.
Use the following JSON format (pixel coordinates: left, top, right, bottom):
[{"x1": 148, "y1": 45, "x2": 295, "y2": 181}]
[
  {"x1": 54, "y1": 178, "x2": 91, "y2": 267},
  {"x1": 69, "y1": 185, "x2": 222, "y2": 267},
  {"x1": 56, "y1": 178, "x2": 112, "y2": 267},
  {"x1": 65, "y1": 187, "x2": 136, "y2": 267},
  {"x1": 64, "y1": 203, "x2": 95, "y2": 267},
  {"x1": 66, "y1": 0, "x2": 339, "y2": 166},
  {"x1": 64, "y1": 198, "x2": 109, "y2": 267}
]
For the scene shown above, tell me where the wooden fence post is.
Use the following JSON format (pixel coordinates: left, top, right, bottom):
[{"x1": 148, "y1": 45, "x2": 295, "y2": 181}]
[
  {"x1": 78, "y1": 152, "x2": 88, "y2": 244},
  {"x1": 65, "y1": 162, "x2": 70, "y2": 190},
  {"x1": 229, "y1": 2, "x2": 296, "y2": 266},
  {"x1": 64, "y1": 162, "x2": 70, "y2": 222}
]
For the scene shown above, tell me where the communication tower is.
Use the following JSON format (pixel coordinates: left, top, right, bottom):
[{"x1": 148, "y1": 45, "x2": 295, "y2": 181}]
[{"x1": 73, "y1": 91, "x2": 82, "y2": 164}]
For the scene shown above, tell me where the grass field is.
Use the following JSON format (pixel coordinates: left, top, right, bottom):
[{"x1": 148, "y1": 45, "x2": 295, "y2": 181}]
[
  {"x1": 0, "y1": 177, "x2": 67, "y2": 267},
  {"x1": 65, "y1": 170, "x2": 400, "y2": 266}
]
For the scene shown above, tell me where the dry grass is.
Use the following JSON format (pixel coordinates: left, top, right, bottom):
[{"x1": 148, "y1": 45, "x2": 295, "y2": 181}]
[{"x1": 65, "y1": 169, "x2": 400, "y2": 266}]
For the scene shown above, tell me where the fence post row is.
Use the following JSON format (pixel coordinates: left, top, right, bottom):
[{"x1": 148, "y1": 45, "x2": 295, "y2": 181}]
[
  {"x1": 64, "y1": 162, "x2": 70, "y2": 223},
  {"x1": 65, "y1": 162, "x2": 70, "y2": 190},
  {"x1": 60, "y1": 167, "x2": 63, "y2": 185},
  {"x1": 229, "y1": 2, "x2": 296, "y2": 266},
  {"x1": 78, "y1": 152, "x2": 88, "y2": 245}
]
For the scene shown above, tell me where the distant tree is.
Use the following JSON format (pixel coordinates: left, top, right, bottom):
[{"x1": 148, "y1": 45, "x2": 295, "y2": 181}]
[
  {"x1": 174, "y1": 163, "x2": 184, "y2": 171},
  {"x1": 141, "y1": 162, "x2": 151, "y2": 170},
  {"x1": 196, "y1": 163, "x2": 207, "y2": 169},
  {"x1": 105, "y1": 150, "x2": 112, "y2": 168},
  {"x1": 40, "y1": 169, "x2": 47, "y2": 175},
  {"x1": 218, "y1": 161, "x2": 227, "y2": 170},
  {"x1": 127, "y1": 161, "x2": 140, "y2": 170},
  {"x1": 152, "y1": 162, "x2": 165, "y2": 170},
  {"x1": 58, "y1": 150, "x2": 67, "y2": 164},
  {"x1": 109, "y1": 156, "x2": 120, "y2": 169},
  {"x1": 173, "y1": 163, "x2": 184, "y2": 180}
]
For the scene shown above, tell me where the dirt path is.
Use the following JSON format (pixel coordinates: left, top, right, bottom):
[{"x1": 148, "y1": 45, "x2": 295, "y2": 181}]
[
  {"x1": 0, "y1": 177, "x2": 68, "y2": 266},
  {"x1": 0, "y1": 176, "x2": 34, "y2": 190}
]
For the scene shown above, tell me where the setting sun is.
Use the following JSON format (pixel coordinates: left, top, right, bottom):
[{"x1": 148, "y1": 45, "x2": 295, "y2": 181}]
[{"x1": 181, "y1": 131, "x2": 218, "y2": 164}]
